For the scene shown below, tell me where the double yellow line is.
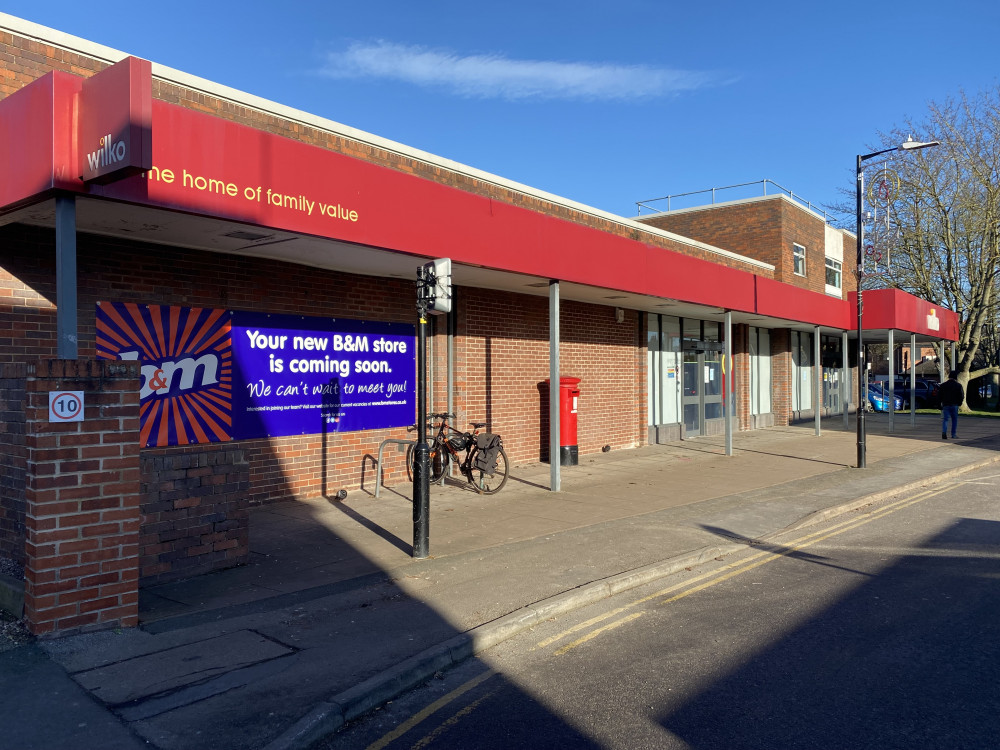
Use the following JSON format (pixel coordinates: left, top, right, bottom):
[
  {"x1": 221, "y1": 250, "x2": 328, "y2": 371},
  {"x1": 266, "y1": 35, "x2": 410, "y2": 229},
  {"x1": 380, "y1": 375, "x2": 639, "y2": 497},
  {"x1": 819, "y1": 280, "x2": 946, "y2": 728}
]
[{"x1": 541, "y1": 482, "x2": 956, "y2": 655}]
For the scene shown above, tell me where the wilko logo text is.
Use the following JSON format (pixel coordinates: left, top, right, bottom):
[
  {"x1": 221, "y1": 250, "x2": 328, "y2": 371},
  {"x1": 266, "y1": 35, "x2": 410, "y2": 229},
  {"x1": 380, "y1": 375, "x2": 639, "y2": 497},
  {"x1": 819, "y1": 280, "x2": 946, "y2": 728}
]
[{"x1": 86, "y1": 134, "x2": 128, "y2": 173}]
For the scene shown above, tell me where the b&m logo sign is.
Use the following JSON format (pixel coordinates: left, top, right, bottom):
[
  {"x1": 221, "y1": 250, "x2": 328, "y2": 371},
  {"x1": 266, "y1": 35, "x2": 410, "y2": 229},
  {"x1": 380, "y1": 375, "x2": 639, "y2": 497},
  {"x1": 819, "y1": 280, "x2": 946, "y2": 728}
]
[
  {"x1": 97, "y1": 303, "x2": 233, "y2": 447},
  {"x1": 97, "y1": 303, "x2": 416, "y2": 448}
]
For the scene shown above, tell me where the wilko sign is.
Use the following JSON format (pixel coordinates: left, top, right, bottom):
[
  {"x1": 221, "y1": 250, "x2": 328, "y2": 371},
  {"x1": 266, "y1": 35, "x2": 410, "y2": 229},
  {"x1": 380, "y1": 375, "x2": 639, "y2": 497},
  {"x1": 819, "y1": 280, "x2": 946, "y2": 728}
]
[
  {"x1": 85, "y1": 134, "x2": 129, "y2": 174},
  {"x1": 78, "y1": 57, "x2": 152, "y2": 184}
]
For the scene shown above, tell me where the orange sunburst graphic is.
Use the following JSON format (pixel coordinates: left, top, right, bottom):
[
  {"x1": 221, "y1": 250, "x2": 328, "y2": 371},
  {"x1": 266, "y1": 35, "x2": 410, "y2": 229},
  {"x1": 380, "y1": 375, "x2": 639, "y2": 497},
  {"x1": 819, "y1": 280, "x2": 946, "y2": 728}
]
[{"x1": 96, "y1": 302, "x2": 233, "y2": 447}]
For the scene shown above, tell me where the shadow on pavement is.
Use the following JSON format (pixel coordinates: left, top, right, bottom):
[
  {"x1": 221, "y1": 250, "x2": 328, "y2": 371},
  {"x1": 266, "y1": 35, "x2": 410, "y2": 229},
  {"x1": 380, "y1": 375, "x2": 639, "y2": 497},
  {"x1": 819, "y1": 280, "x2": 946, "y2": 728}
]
[
  {"x1": 660, "y1": 517, "x2": 1000, "y2": 749},
  {"x1": 697, "y1": 523, "x2": 875, "y2": 578}
]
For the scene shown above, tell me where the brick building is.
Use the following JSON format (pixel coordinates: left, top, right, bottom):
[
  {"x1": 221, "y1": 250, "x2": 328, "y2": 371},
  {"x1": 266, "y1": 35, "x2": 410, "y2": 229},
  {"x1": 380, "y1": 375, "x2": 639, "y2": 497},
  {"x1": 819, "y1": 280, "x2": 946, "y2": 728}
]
[{"x1": 0, "y1": 14, "x2": 960, "y2": 636}]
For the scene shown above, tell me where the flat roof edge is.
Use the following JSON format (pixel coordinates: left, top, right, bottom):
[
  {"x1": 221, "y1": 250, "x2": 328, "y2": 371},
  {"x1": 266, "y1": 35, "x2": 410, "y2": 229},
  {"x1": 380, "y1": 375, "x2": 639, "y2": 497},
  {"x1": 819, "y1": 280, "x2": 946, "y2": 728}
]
[
  {"x1": 640, "y1": 192, "x2": 844, "y2": 227},
  {"x1": 0, "y1": 12, "x2": 773, "y2": 273}
]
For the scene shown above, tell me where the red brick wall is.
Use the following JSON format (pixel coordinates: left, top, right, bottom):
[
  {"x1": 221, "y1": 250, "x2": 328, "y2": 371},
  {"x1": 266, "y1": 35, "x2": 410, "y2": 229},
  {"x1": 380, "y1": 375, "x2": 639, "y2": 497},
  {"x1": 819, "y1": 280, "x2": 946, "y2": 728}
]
[
  {"x1": 22, "y1": 359, "x2": 141, "y2": 637},
  {"x1": 838, "y1": 231, "x2": 858, "y2": 295},
  {"x1": 639, "y1": 198, "x2": 849, "y2": 295},
  {"x1": 640, "y1": 201, "x2": 785, "y2": 275},
  {"x1": 779, "y1": 201, "x2": 827, "y2": 293},
  {"x1": 1, "y1": 224, "x2": 647, "y2": 503},
  {"x1": 0, "y1": 366, "x2": 27, "y2": 567},
  {"x1": 140, "y1": 445, "x2": 249, "y2": 585},
  {"x1": 458, "y1": 290, "x2": 643, "y2": 465},
  {"x1": 0, "y1": 223, "x2": 420, "y2": 500}
]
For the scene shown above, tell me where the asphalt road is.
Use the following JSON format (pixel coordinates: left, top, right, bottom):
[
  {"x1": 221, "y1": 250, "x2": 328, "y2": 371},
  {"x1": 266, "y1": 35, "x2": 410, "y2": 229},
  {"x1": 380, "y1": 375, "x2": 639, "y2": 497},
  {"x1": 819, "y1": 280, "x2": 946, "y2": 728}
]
[{"x1": 313, "y1": 463, "x2": 1000, "y2": 750}]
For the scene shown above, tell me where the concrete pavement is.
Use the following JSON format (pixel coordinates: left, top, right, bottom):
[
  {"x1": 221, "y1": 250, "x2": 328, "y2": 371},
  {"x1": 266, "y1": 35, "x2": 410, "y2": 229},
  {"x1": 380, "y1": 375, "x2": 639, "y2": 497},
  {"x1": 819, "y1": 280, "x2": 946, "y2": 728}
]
[{"x1": 5, "y1": 413, "x2": 999, "y2": 750}]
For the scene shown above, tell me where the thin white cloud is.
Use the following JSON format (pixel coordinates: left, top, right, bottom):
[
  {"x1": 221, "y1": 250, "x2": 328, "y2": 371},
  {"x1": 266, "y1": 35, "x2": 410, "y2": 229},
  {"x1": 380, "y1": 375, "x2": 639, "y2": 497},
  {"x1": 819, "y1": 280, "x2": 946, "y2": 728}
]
[{"x1": 320, "y1": 41, "x2": 728, "y2": 101}]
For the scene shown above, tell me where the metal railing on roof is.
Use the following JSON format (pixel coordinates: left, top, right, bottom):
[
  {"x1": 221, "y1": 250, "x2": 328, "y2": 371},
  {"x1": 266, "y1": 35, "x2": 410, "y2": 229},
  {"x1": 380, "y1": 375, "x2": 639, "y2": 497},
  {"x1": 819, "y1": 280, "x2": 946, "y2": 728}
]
[{"x1": 636, "y1": 179, "x2": 839, "y2": 224}]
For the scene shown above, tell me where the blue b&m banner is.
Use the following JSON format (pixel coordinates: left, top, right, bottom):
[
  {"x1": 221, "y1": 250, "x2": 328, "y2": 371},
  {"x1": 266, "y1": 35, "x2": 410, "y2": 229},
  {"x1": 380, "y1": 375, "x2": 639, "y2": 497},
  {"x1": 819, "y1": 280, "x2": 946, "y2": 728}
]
[{"x1": 96, "y1": 302, "x2": 415, "y2": 447}]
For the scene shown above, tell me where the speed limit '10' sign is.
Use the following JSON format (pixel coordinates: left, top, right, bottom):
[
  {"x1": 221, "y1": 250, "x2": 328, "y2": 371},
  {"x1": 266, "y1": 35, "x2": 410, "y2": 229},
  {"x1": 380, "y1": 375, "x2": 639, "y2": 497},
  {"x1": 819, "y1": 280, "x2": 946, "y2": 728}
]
[{"x1": 49, "y1": 391, "x2": 85, "y2": 423}]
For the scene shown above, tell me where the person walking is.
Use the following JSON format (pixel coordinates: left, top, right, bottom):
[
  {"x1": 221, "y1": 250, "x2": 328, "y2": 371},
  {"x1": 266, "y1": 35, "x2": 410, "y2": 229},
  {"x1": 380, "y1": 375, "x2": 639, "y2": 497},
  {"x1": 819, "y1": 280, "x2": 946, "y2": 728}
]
[{"x1": 939, "y1": 370, "x2": 964, "y2": 439}]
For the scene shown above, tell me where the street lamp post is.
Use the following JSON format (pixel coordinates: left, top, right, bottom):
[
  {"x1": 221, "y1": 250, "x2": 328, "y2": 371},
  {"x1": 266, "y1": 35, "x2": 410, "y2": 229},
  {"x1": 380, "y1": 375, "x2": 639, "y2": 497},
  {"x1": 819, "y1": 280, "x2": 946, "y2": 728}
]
[{"x1": 856, "y1": 137, "x2": 939, "y2": 468}]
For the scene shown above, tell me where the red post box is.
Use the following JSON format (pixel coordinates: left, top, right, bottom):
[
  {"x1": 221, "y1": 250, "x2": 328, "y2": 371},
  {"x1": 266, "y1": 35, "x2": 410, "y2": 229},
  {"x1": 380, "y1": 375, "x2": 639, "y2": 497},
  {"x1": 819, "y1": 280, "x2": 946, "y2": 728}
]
[{"x1": 546, "y1": 376, "x2": 580, "y2": 466}]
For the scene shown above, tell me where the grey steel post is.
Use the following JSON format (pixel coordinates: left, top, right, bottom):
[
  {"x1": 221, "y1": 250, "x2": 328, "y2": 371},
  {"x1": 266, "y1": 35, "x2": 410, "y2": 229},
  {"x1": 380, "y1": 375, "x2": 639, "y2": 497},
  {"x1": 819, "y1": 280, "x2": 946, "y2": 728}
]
[
  {"x1": 950, "y1": 341, "x2": 956, "y2": 372},
  {"x1": 910, "y1": 334, "x2": 916, "y2": 426},
  {"x1": 724, "y1": 311, "x2": 733, "y2": 456},
  {"x1": 814, "y1": 326, "x2": 821, "y2": 436},
  {"x1": 938, "y1": 341, "x2": 947, "y2": 382},
  {"x1": 549, "y1": 280, "x2": 560, "y2": 492},
  {"x1": 842, "y1": 331, "x2": 849, "y2": 428},
  {"x1": 888, "y1": 329, "x2": 895, "y2": 433},
  {"x1": 55, "y1": 195, "x2": 78, "y2": 360}
]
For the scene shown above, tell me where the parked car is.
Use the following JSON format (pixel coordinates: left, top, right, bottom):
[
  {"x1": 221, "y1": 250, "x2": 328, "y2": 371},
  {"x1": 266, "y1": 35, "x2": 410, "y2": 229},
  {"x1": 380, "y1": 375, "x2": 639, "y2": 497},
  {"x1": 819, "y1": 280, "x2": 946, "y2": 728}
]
[
  {"x1": 892, "y1": 378, "x2": 941, "y2": 408},
  {"x1": 867, "y1": 384, "x2": 905, "y2": 412}
]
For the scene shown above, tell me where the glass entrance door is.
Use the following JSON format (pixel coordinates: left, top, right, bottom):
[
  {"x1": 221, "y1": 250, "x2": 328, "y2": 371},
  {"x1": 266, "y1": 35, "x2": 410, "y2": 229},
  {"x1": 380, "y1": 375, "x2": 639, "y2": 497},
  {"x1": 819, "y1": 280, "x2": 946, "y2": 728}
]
[{"x1": 683, "y1": 350, "x2": 701, "y2": 436}]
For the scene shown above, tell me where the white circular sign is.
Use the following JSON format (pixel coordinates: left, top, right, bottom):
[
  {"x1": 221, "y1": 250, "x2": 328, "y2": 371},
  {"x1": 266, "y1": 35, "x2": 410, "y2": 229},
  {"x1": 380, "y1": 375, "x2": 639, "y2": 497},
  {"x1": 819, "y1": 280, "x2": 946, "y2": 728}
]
[{"x1": 49, "y1": 391, "x2": 84, "y2": 422}]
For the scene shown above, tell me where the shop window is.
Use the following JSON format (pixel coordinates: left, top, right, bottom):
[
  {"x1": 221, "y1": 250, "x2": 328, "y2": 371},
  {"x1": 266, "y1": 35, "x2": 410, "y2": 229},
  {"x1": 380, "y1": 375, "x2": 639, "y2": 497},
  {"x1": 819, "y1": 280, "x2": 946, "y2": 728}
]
[
  {"x1": 791, "y1": 330, "x2": 813, "y2": 410},
  {"x1": 793, "y1": 244, "x2": 806, "y2": 276},
  {"x1": 647, "y1": 314, "x2": 681, "y2": 426},
  {"x1": 749, "y1": 327, "x2": 772, "y2": 416}
]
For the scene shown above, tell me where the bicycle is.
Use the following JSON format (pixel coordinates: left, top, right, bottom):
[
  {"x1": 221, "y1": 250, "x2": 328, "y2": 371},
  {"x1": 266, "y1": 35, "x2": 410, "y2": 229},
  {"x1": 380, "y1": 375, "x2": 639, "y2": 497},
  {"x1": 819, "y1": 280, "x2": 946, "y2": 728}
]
[{"x1": 407, "y1": 412, "x2": 509, "y2": 495}]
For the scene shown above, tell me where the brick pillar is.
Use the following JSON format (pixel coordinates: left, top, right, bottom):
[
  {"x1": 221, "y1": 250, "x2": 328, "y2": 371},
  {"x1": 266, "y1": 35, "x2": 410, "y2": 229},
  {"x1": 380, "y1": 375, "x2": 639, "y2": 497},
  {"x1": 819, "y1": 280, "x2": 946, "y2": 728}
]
[
  {"x1": 771, "y1": 329, "x2": 792, "y2": 427},
  {"x1": 0, "y1": 364, "x2": 28, "y2": 570},
  {"x1": 732, "y1": 324, "x2": 751, "y2": 431},
  {"x1": 23, "y1": 359, "x2": 141, "y2": 637}
]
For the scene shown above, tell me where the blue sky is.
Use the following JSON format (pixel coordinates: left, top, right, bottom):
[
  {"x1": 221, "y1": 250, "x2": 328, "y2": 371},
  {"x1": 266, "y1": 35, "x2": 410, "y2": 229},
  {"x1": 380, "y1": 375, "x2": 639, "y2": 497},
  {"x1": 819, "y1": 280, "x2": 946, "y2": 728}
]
[{"x1": 6, "y1": 1, "x2": 1000, "y2": 222}]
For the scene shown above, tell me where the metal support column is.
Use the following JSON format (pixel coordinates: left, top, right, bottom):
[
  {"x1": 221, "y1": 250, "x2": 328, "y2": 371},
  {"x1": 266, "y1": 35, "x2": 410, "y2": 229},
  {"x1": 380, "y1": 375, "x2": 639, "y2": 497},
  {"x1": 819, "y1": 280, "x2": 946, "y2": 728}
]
[
  {"x1": 950, "y1": 342, "x2": 957, "y2": 372},
  {"x1": 814, "y1": 326, "x2": 821, "y2": 436},
  {"x1": 724, "y1": 311, "x2": 733, "y2": 456},
  {"x1": 888, "y1": 329, "x2": 895, "y2": 433},
  {"x1": 910, "y1": 334, "x2": 916, "y2": 426},
  {"x1": 549, "y1": 280, "x2": 560, "y2": 492},
  {"x1": 55, "y1": 196, "x2": 78, "y2": 360},
  {"x1": 842, "y1": 331, "x2": 849, "y2": 428}
]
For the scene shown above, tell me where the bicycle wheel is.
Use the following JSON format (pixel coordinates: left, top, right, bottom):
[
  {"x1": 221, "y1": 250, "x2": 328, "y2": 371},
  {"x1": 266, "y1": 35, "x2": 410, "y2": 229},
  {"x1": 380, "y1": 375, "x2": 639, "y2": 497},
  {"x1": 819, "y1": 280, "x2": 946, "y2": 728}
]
[
  {"x1": 470, "y1": 446, "x2": 509, "y2": 495},
  {"x1": 407, "y1": 440, "x2": 450, "y2": 483}
]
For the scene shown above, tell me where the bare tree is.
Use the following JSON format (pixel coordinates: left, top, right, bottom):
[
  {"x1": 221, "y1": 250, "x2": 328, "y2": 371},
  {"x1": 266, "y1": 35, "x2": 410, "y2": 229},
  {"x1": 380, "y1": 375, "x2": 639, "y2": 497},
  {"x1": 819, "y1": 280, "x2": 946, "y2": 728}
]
[{"x1": 861, "y1": 87, "x2": 1000, "y2": 408}]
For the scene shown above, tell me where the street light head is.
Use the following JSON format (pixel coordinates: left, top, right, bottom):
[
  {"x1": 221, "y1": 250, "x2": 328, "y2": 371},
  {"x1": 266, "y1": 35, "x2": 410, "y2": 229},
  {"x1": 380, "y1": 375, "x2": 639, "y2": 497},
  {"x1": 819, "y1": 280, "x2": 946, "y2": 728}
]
[{"x1": 900, "y1": 137, "x2": 941, "y2": 151}]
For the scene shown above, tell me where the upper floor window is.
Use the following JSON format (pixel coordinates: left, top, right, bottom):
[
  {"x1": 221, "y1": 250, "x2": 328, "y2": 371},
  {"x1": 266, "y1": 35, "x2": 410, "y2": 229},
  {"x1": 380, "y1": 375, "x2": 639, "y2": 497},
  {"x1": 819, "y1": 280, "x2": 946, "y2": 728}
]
[
  {"x1": 793, "y1": 244, "x2": 806, "y2": 276},
  {"x1": 825, "y1": 257, "x2": 842, "y2": 288}
]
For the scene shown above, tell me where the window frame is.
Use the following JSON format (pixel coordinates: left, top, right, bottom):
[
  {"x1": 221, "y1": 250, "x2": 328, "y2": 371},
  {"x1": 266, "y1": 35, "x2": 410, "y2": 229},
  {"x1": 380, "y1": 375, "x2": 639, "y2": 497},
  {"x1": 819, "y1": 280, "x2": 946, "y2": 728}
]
[
  {"x1": 825, "y1": 256, "x2": 842, "y2": 288},
  {"x1": 793, "y1": 243, "x2": 806, "y2": 276}
]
